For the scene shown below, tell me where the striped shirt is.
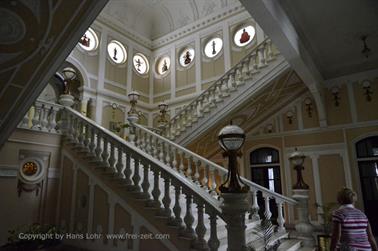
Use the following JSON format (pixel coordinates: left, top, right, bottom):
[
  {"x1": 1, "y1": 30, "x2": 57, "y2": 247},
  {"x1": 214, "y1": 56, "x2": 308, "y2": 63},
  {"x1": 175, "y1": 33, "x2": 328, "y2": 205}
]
[{"x1": 332, "y1": 204, "x2": 371, "y2": 251}]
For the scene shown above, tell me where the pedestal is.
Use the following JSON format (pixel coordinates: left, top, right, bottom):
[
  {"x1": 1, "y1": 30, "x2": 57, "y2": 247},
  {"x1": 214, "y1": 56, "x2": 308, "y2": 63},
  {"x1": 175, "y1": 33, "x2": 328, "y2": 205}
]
[
  {"x1": 58, "y1": 94, "x2": 74, "y2": 107},
  {"x1": 220, "y1": 192, "x2": 251, "y2": 251},
  {"x1": 292, "y1": 189, "x2": 315, "y2": 247}
]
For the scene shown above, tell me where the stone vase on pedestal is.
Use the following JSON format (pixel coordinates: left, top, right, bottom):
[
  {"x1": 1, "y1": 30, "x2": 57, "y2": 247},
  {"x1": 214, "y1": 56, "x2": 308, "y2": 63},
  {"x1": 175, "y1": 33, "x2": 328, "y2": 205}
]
[{"x1": 58, "y1": 94, "x2": 74, "y2": 107}]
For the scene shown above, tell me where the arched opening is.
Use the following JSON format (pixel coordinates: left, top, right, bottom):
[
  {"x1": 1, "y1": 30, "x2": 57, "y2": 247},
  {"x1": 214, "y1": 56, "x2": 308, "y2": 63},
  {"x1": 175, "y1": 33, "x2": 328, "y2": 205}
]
[
  {"x1": 355, "y1": 136, "x2": 378, "y2": 235},
  {"x1": 250, "y1": 147, "x2": 282, "y2": 221}
]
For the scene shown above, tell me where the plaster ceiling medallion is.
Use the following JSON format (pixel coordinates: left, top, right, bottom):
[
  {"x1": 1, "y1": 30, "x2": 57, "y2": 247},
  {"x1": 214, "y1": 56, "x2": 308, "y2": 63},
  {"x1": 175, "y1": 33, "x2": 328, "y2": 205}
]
[
  {"x1": 107, "y1": 40, "x2": 127, "y2": 64},
  {"x1": 179, "y1": 47, "x2": 195, "y2": 67},
  {"x1": 156, "y1": 55, "x2": 171, "y2": 75},
  {"x1": 133, "y1": 53, "x2": 149, "y2": 74},
  {"x1": 0, "y1": 8, "x2": 26, "y2": 44},
  {"x1": 78, "y1": 28, "x2": 99, "y2": 52},
  {"x1": 234, "y1": 25, "x2": 255, "y2": 47},
  {"x1": 204, "y1": 37, "x2": 223, "y2": 58}
]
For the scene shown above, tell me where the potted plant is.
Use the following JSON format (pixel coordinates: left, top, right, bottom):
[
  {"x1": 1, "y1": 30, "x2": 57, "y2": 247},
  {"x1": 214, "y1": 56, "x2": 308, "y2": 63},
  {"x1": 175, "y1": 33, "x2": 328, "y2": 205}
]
[
  {"x1": 315, "y1": 202, "x2": 338, "y2": 251},
  {"x1": 2, "y1": 223, "x2": 62, "y2": 251}
]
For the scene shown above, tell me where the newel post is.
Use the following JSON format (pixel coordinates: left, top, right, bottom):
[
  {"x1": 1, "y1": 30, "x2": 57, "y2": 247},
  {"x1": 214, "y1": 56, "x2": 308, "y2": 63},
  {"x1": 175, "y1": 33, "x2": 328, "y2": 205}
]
[
  {"x1": 290, "y1": 148, "x2": 315, "y2": 247},
  {"x1": 218, "y1": 123, "x2": 251, "y2": 251}
]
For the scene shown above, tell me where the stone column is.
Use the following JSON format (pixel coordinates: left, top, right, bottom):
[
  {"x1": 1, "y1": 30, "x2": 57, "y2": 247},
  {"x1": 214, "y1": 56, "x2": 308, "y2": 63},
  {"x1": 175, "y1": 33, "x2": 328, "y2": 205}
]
[
  {"x1": 220, "y1": 192, "x2": 251, "y2": 251},
  {"x1": 292, "y1": 189, "x2": 315, "y2": 247}
]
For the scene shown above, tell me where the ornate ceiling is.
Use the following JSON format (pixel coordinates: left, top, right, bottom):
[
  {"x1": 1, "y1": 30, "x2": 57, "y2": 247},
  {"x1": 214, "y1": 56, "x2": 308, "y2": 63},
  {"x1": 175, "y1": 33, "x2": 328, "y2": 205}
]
[
  {"x1": 0, "y1": 0, "x2": 108, "y2": 148},
  {"x1": 100, "y1": 0, "x2": 241, "y2": 40},
  {"x1": 187, "y1": 70, "x2": 308, "y2": 158}
]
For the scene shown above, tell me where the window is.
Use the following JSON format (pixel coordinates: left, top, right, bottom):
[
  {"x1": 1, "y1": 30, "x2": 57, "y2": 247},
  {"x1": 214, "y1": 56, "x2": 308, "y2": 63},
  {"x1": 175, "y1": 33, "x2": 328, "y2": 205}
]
[
  {"x1": 250, "y1": 147, "x2": 281, "y2": 221},
  {"x1": 156, "y1": 56, "x2": 171, "y2": 75},
  {"x1": 179, "y1": 47, "x2": 195, "y2": 67},
  {"x1": 78, "y1": 28, "x2": 99, "y2": 51},
  {"x1": 133, "y1": 53, "x2": 149, "y2": 75},
  {"x1": 107, "y1": 40, "x2": 127, "y2": 64},
  {"x1": 204, "y1": 37, "x2": 223, "y2": 58},
  {"x1": 234, "y1": 25, "x2": 255, "y2": 47}
]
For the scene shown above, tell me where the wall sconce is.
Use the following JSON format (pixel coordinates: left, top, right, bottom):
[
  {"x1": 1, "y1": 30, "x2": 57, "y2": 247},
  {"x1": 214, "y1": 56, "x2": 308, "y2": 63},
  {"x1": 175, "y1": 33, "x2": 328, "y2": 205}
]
[
  {"x1": 157, "y1": 102, "x2": 169, "y2": 129},
  {"x1": 362, "y1": 80, "x2": 373, "y2": 102},
  {"x1": 127, "y1": 91, "x2": 140, "y2": 123},
  {"x1": 361, "y1": 35, "x2": 371, "y2": 59},
  {"x1": 286, "y1": 110, "x2": 294, "y2": 124},
  {"x1": 331, "y1": 87, "x2": 340, "y2": 107},
  {"x1": 265, "y1": 123, "x2": 273, "y2": 133},
  {"x1": 304, "y1": 97, "x2": 313, "y2": 118}
]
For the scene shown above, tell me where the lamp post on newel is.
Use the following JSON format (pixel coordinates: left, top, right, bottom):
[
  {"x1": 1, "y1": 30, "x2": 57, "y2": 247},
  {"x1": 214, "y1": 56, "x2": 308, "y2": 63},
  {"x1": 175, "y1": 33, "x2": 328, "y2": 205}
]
[
  {"x1": 218, "y1": 122, "x2": 251, "y2": 251},
  {"x1": 127, "y1": 91, "x2": 140, "y2": 144},
  {"x1": 59, "y1": 67, "x2": 77, "y2": 107},
  {"x1": 289, "y1": 148, "x2": 315, "y2": 247}
]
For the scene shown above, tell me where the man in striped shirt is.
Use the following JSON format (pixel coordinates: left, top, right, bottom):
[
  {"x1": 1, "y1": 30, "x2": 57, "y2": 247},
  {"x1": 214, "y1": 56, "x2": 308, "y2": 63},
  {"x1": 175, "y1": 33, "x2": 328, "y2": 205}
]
[{"x1": 330, "y1": 188, "x2": 377, "y2": 251}]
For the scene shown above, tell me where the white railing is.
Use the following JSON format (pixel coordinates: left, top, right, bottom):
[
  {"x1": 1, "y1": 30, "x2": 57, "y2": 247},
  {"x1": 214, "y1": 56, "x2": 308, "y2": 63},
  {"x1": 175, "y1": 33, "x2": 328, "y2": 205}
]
[
  {"x1": 18, "y1": 99, "x2": 62, "y2": 133},
  {"x1": 61, "y1": 107, "x2": 225, "y2": 250},
  {"x1": 131, "y1": 122, "x2": 297, "y2": 234},
  {"x1": 164, "y1": 38, "x2": 278, "y2": 141}
]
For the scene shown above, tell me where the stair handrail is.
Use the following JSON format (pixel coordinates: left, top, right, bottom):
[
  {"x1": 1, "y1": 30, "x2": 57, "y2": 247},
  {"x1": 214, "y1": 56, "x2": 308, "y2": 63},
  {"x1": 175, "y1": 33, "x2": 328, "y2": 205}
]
[
  {"x1": 63, "y1": 106, "x2": 223, "y2": 215},
  {"x1": 132, "y1": 122, "x2": 297, "y2": 205},
  {"x1": 167, "y1": 38, "x2": 270, "y2": 128}
]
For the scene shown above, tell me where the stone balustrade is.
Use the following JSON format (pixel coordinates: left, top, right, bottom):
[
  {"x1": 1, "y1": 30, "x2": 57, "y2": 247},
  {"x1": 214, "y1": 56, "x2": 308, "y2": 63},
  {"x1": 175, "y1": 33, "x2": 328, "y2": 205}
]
[
  {"x1": 18, "y1": 99, "x2": 62, "y2": 133},
  {"x1": 164, "y1": 38, "x2": 278, "y2": 141}
]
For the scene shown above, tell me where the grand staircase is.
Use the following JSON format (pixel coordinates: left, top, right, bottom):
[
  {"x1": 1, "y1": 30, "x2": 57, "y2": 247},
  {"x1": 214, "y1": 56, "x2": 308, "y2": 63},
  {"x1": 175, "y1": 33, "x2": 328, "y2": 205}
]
[
  {"x1": 16, "y1": 38, "x2": 314, "y2": 251},
  {"x1": 162, "y1": 39, "x2": 290, "y2": 146}
]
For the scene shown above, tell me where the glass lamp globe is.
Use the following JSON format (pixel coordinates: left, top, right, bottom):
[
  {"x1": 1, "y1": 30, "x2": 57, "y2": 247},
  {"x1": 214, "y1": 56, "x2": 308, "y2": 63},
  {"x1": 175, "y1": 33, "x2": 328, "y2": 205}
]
[
  {"x1": 128, "y1": 91, "x2": 140, "y2": 102},
  {"x1": 289, "y1": 148, "x2": 305, "y2": 166},
  {"x1": 218, "y1": 124, "x2": 245, "y2": 152},
  {"x1": 158, "y1": 102, "x2": 168, "y2": 112},
  {"x1": 61, "y1": 67, "x2": 77, "y2": 81}
]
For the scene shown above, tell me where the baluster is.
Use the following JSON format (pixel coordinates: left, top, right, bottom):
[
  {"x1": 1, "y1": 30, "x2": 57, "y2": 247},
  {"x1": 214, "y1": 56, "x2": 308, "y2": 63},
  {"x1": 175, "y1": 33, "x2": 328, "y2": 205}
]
[
  {"x1": 209, "y1": 166, "x2": 217, "y2": 196},
  {"x1": 265, "y1": 39, "x2": 274, "y2": 62},
  {"x1": 276, "y1": 200, "x2": 286, "y2": 233},
  {"x1": 48, "y1": 106, "x2": 58, "y2": 132},
  {"x1": 193, "y1": 159, "x2": 201, "y2": 184},
  {"x1": 20, "y1": 107, "x2": 31, "y2": 128},
  {"x1": 94, "y1": 132, "x2": 103, "y2": 162},
  {"x1": 89, "y1": 127, "x2": 96, "y2": 156},
  {"x1": 159, "y1": 140, "x2": 165, "y2": 162},
  {"x1": 263, "y1": 193, "x2": 272, "y2": 220},
  {"x1": 165, "y1": 143, "x2": 171, "y2": 165},
  {"x1": 132, "y1": 158, "x2": 142, "y2": 193},
  {"x1": 186, "y1": 156, "x2": 193, "y2": 179},
  {"x1": 257, "y1": 46, "x2": 267, "y2": 68},
  {"x1": 235, "y1": 66, "x2": 243, "y2": 86},
  {"x1": 179, "y1": 151, "x2": 185, "y2": 175},
  {"x1": 83, "y1": 123, "x2": 91, "y2": 151},
  {"x1": 228, "y1": 72, "x2": 237, "y2": 91},
  {"x1": 140, "y1": 161, "x2": 151, "y2": 200},
  {"x1": 40, "y1": 105, "x2": 49, "y2": 131},
  {"x1": 72, "y1": 118, "x2": 80, "y2": 144},
  {"x1": 143, "y1": 131, "x2": 149, "y2": 153},
  {"x1": 101, "y1": 136, "x2": 110, "y2": 168},
  {"x1": 169, "y1": 185, "x2": 184, "y2": 229},
  {"x1": 123, "y1": 152, "x2": 133, "y2": 187},
  {"x1": 116, "y1": 145, "x2": 125, "y2": 179},
  {"x1": 201, "y1": 164, "x2": 209, "y2": 191},
  {"x1": 159, "y1": 176, "x2": 172, "y2": 218},
  {"x1": 249, "y1": 52, "x2": 258, "y2": 75},
  {"x1": 172, "y1": 148, "x2": 178, "y2": 171},
  {"x1": 153, "y1": 137, "x2": 159, "y2": 158},
  {"x1": 31, "y1": 103, "x2": 42, "y2": 130},
  {"x1": 69, "y1": 116, "x2": 77, "y2": 142},
  {"x1": 218, "y1": 79, "x2": 228, "y2": 99},
  {"x1": 208, "y1": 211, "x2": 220, "y2": 251},
  {"x1": 107, "y1": 142, "x2": 117, "y2": 174},
  {"x1": 208, "y1": 88, "x2": 216, "y2": 109},
  {"x1": 186, "y1": 109, "x2": 193, "y2": 126},
  {"x1": 191, "y1": 104, "x2": 199, "y2": 122},
  {"x1": 241, "y1": 57, "x2": 250, "y2": 80},
  {"x1": 194, "y1": 202, "x2": 207, "y2": 250},
  {"x1": 196, "y1": 100, "x2": 204, "y2": 118},
  {"x1": 182, "y1": 194, "x2": 195, "y2": 239},
  {"x1": 214, "y1": 84, "x2": 223, "y2": 103},
  {"x1": 150, "y1": 168, "x2": 162, "y2": 209},
  {"x1": 250, "y1": 190, "x2": 260, "y2": 220},
  {"x1": 138, "y1": 128, "x2": 144, "y2": 149},
  {"x1": 77, "y1": 120, "x2": 85, "y2": 146}
]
